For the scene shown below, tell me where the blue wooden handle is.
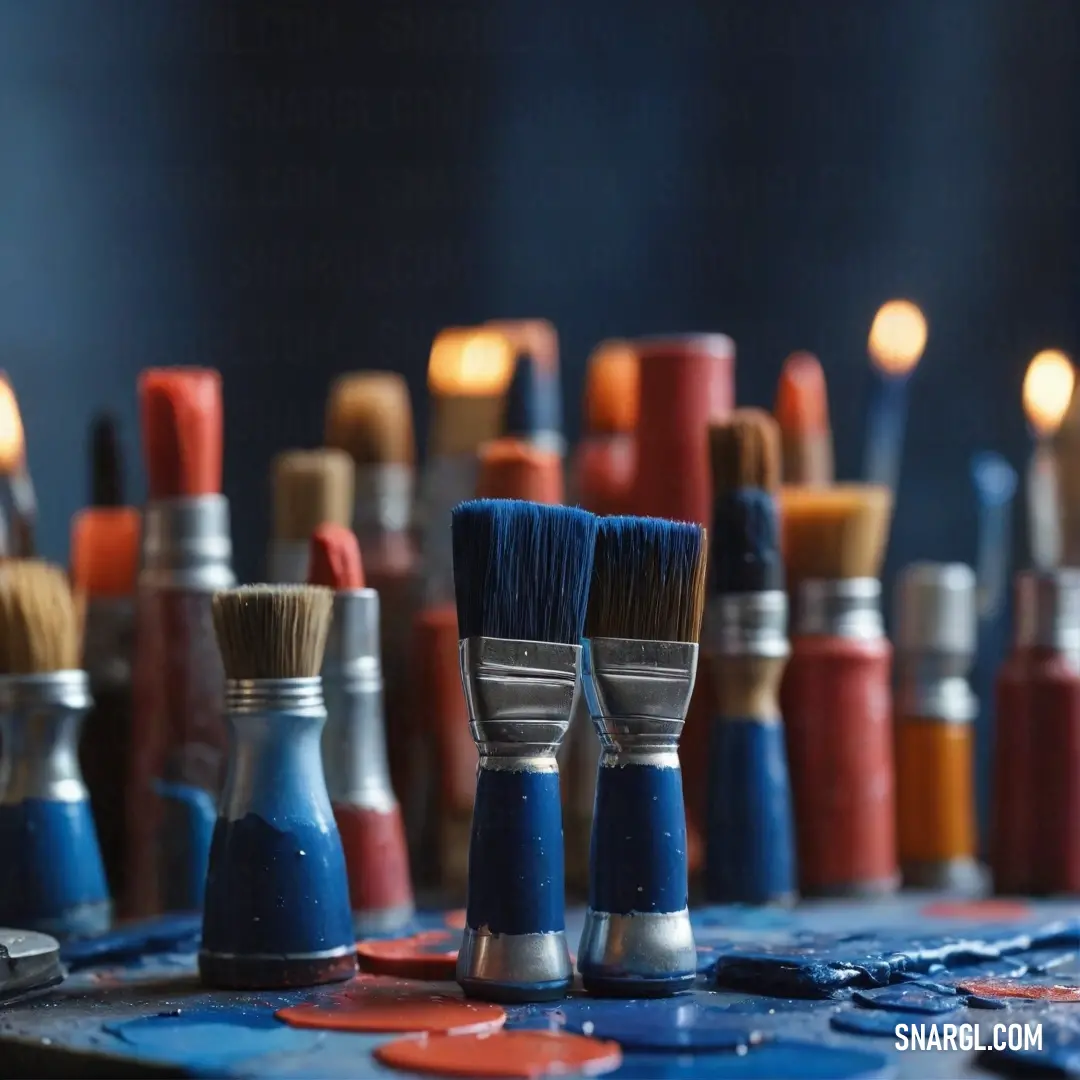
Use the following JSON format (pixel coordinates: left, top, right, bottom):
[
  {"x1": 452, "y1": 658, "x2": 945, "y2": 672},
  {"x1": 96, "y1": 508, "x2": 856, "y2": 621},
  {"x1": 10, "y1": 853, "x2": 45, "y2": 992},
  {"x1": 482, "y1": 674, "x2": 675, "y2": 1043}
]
[
  {"x1": 589, "y1": 760, "x2": 687, "y2": 915},
  {"x1": 467, "y1": 766, "x2": 565, "y2": 936},
  {"x1": 705, "y1": 717, "x2": 797, "y2": 904},
  {"x1": 0, "y1": 798, "x2": 110, "y2": 936}
]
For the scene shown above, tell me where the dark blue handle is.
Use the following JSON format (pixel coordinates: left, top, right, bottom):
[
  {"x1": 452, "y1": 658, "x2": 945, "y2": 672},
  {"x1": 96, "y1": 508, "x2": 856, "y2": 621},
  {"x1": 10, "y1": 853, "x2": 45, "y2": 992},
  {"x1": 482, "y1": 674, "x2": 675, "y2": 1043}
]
[
  {"x1": 0, "y1": 798, "x2": 110, "y2": 936},
  {"x1": 589, "y1": 761, "x2": 687, "y2": 915},
  {"x1": 154, "y1": 780, "x2": 217, "y2": 912},
  {"x1": 201, "y1": 812, "x2": 355, "y2": 958},
  {"x1": 705, "y1": 718, "x2": 796, "y2": 904},
  {"x1": 466, "y1": 766, "x2": 565, "y2": 935}
]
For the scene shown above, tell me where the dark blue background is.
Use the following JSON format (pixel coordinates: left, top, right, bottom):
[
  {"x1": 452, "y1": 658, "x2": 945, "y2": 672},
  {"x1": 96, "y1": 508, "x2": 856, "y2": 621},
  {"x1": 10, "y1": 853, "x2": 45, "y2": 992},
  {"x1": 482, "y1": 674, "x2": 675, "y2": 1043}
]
[{"x1": 1, "y1": 1, "x2": 1076, "y2": 584}]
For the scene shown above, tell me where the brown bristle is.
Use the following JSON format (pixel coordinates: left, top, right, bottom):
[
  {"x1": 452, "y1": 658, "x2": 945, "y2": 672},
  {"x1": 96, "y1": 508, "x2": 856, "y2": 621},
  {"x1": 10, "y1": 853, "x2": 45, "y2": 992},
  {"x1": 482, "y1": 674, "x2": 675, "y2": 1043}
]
[
  {"x1": 308, "y1": 524, "x2": 365, "y2": 590},
  {"x1": 708, "y1": 408, "x2": 782, "y2": 496},
  {"x1": 272, "y1": 449, "x2": 354, "y2": 542},
  {"x1": 476, "y1": 439, "x2": 564, "y2": 504},
  {"x1": 0, "y1": 560, "x2": 83, "y2": 674},
  {"x1": 211, "y1": 585, "x2": 333, "y2": 680},
  {"x1": 779, "y1": 484, "x2": 894, "y2": 581},
  {"x1": 325, "y1": 372, "x2": 416, "y2": 467}
]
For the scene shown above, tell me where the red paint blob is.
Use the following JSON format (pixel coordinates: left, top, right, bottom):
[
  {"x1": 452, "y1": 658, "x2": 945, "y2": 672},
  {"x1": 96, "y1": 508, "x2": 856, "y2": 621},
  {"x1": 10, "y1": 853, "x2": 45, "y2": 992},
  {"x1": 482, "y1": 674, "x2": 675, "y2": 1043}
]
[
  {"x1": 958, "y1": 978, "x2": 1080, "y2": 1002},
  {"x1": 444, "y1": 909, "x2": 467, "y2": 930},
  {"x1": 375, "y1": 1030, "x2": 623, "y2": 1078},
  {"x1": 357, "y1": 931, "x2": 459, "y2": 981},
  {"x1": 922, "y1": 899, "x2": 1031, "y2": 921},
  {"x1": 334, "y1": 803, "x2": 413, "y2": 913},
  {"x1": 277, "y1": 980, "x2": 504, "y2": 1034}
]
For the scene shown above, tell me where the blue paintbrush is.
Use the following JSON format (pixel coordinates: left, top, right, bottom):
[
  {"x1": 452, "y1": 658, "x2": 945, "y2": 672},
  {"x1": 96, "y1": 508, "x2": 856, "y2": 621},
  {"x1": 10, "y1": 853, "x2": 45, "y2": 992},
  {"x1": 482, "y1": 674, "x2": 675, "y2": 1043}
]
[
  {"x1": 578, "y1": 514, "x2": 706, "y2": 997},
  {"x1": 969, "y1": 451, "x2": 1018, "y2": 854},
  {"x1": 705, "y1": 409, "x2": 796, "y2": 905},
  {"x1": 503, "y1": 353, "x2": 565, "y2": 456},
  {"x1": 451, "y1": 498, "x2": 597, "y2": 1003},
  {"x1": 862, "y1": 300, "x2": 927, "y2": 494}
]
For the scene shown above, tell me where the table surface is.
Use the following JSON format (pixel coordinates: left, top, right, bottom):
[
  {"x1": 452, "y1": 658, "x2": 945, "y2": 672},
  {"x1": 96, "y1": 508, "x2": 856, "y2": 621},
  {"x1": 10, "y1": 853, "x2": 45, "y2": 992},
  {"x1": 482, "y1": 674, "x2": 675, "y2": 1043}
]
[{"x1": 2, "y1": 896, "x2": 1079, "y2": 1079}]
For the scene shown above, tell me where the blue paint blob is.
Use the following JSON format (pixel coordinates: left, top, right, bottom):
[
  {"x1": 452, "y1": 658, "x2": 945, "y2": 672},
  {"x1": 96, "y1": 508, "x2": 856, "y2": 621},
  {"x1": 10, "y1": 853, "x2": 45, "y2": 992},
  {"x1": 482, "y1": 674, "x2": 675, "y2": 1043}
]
[
  {"x1": 154, "y1": 780, "x2": 216, "y2": 913},
  {"x1": 967, "y1": 995, "x2": 1008, "y2": 1010},
  {"x1": 201, "y1": 813, "x2": 354, "y2": 958},
  {"x1": 61, "y1": 913, "x2": 202, "y2": 970},
  {"x1": 830, "y1": 1008, "x2": 920, "y2": 1037},
  {"x1": 1016, "y1": 950, "x2": 1076, "y2": 975},
  {"x1": 589, "y1": 762, "x2": 687, "y2": 916},
  {"x1": 852, "y1": 984, "x2": 961, "y2": 1015},
  {"x1": 559, "y1": 997, "x2": 762, "y2": 1051},
  {"x1": 0, "y1": 798, "x2": 109, "y2": 935},
  {"x1": 466, "y1": 766, "x2": 565, "y2": 936},
  {"x1": 705, "y1": 718, "x2": 796, "y2": 905}
]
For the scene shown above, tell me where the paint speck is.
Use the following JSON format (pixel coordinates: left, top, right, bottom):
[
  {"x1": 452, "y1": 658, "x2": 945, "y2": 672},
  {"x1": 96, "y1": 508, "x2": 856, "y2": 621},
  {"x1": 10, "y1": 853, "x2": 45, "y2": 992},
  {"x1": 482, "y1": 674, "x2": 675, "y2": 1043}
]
[
  {"x1": 298, "y1": 850, "x2": 306, "y2": 856},
  {"x1": 583, "y1": 1021, "x2": 594, "y2": 1035},
  {"x1": 768, "y1": 1009, "x2": 775, "y2": 1015},
  {"x1": 736, "y1": 1044, "x2": 748, "y2": 1056}
]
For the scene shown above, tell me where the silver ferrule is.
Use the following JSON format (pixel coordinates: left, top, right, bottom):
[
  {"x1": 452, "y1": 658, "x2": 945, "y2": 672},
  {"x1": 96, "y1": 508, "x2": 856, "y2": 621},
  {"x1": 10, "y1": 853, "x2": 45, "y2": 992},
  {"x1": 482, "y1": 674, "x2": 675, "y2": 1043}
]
[
  {"x1": 220, "y1": 677, "x2": 330, "y2": 824},
  {"x1": 706, "y1": 592, "x2": 789, "y2": 658},
  {"x1": 458, "y1": 637, "x2": 580, "y2": 764},
  {"x1": 82, "y1": 597, "x2": 135, "y2": 691},
  {"x1": 794, "y1": 578, "x2": 884, "y2": 639},
  {"x1": 581, "y1": 638, "x2": 697, "y2": 760},
  {"x1": 141, "y1": 494, "x2": 235, "y2": 591},
  {"x1": 321, "y1": 590, "x2": 395, "y2": 810},
  {"x1": 1015, "y1": 569, "x2": 1080, "y2": 666},
  {"x1": 523, "y1": 431, "x2": 567, "y2": 457},
  {"x1": 0, "y1": 671, "x2": 93, "y2": 804},
  {"x1": 355, "y1": 464, "x2": 414, "y2": 537},
  {"x1": 266, "y1": 540, "x2": 310, "y2": 584}
]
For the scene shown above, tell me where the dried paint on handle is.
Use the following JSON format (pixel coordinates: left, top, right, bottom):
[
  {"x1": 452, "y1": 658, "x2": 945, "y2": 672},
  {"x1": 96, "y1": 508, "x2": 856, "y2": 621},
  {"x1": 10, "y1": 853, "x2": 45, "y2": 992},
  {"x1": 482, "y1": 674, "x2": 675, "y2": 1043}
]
[{"x1": 781, "y1": 635, "x2": 898, "y2": 897}]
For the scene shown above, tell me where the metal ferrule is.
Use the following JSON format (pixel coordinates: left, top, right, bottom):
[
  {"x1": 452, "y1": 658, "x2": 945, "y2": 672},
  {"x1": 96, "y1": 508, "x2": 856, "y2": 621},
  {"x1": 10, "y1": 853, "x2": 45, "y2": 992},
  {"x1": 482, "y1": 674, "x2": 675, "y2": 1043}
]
[
  {"x1": 794, "y1": 578, "x2": 884, "y2": 640},
  {"x1": 458, "y1": 636, "x2": 581, "y2": 764},
  {"x1": 581, "y1": 637, "x2": 697, "y2": 757},
  {"x1": 903, "y1": 857, "x2": 986, "y2": 894},
  {"x1": 266, "y1": 540, "x2": 310, "y2": 584},
  {"x1": 220, "y1": 677, "x2": 330, "y2": 824},
  {"x1": 140, "y1": 494, "x2": 235, "y2": 591},
  {"x1": 1015, "y1": 569, "x2": 1080, "y2": 668},
  {"x1": 321, "y1": 590, "x2": 395, "y2": 811},
  {"x1": 355, "y1": 464, "x2": 414, "y2": 537},
  {"x1": 707, "y1": 592, "x2": 789, "y2": 659},
  {"x1": 0, "y1": 671, "x2": 93, "y2": 804},
  {"x1": 82, "y1": 598, "x2": 134, "y2": 692}
]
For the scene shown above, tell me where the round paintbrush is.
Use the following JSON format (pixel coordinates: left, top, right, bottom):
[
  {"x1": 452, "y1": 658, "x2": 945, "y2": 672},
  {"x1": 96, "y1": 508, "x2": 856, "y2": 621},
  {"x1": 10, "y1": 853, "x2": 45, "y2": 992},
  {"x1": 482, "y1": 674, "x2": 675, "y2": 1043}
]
[{"x1": 774, "y1": 351, "x2": 833, "y2": 486}]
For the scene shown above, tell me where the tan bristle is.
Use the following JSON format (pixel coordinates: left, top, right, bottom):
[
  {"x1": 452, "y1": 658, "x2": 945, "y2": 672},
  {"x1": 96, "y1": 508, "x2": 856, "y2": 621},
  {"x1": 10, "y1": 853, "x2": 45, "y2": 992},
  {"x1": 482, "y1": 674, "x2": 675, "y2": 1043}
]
[
  {"x1": 325, "y1": 372, "x2": 416, "y2": 467},
  {"x1": 1054, "y1": 390, "x2": 1080, "y2": 562},
  {"x1": 779, "y1": 484, "x2": 893, "y2": 581},
  {"x1": 272, "y1": 449, "x2": 355, "y2": 542},
  {"x1": 0, "y1": 560, "x2": 82, "y2": 674},
  {"x1": 708, "y1": 408, "x2": 781, "y2": 496},
  {"x1": 211, "y1": 585, "x2": 333, "y2": 681}
]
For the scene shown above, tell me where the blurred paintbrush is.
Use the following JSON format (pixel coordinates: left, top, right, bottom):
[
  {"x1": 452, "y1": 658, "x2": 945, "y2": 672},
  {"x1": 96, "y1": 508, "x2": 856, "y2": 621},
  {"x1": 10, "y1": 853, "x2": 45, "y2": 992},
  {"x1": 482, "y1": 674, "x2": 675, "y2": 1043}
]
[{"x1": 774, "y1": 351, "x2": 833, "y2": 486}]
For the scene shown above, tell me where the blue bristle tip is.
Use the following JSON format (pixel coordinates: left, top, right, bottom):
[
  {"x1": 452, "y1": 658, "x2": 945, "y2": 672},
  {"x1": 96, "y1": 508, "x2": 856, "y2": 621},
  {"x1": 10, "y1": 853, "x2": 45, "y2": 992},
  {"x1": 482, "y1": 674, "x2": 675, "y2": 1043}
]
[
  {"x1": 451, "y1": 499, "x2": 598, "y2": 643},
  {"x1": 711, "y1": 490, "x2": 784, "y2": 594},
  {"x1": 504, "y1": 354, "x2": 563, "y2": 439}
]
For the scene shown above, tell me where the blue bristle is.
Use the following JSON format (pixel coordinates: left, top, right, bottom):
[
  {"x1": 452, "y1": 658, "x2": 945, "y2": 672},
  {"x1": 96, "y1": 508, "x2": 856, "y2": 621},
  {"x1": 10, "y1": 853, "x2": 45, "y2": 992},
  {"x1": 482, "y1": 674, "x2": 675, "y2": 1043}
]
[
  {"x1": 711, "y1": 490, "x2": 784, "y2": 594},
  {"x1": 503, "y1": 354, "x2": 563, "y2": 439},
  {"x1": 451, "y1": 499, "x2": 598, "y2": 643},
  {"x1": 586, "y1": 515, "x2": 709, "y2": 642}
]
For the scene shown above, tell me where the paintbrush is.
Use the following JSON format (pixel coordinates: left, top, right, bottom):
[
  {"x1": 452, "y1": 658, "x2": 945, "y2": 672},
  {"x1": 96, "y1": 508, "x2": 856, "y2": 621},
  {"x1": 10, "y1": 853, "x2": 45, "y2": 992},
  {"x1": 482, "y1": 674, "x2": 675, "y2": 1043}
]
[
  {"x1": 774, "y1": 351, "x2": 833, "y2": 486},
  {"x1": 778, "y1": 483, "x2": 898, "y2": 897},
  {"x1": 129, "y1": 367, "x2": 234, "y2": 918},
  {"x1": 268, "y1": 449, "x2": 354, "y2": 583},
  {"x1": 0, "y1": 560, "x2": 110, "y2": 936},
  {"x1": 324, "y1": 371, "x2": 424, "y2": 881},
  {"x1": 90, "y1": 412, "x2": 125, "y2": 508},
  {"x1": 452, "y1": 498, "x2": 597, "y2": 1003},
  {"x1": 309, "y1": 523, "x2": 413, "y2": 935},
  {"x1": 71, "y1": 501, "x2": 140, "y2": 905},
  {"x1": 704, "y1": 409, "x2": 796, "y2": 905},
  {"x1": 201, "y1": 585, "x2": 355, "y2": 989},
  {"x1": 579, "y1": 514, "x2": 705, "y2": 996},
  {"x1": 861, "y1": 300, "x2": 927, "y2": 494},
  {"x1": 571, "y1": 340, "x2": 638, "y2": 517},
  {"x1": 0, "y1": 375, "x2": 33, "y2": 556}
]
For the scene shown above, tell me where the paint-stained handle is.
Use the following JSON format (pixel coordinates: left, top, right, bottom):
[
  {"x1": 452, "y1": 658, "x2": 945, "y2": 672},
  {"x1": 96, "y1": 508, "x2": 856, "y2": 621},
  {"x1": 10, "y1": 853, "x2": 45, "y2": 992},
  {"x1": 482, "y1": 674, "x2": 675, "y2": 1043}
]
[
  {"x1": 589, "y1": 760, "x2": 687, "y2": 916},
  {"x1": 705, "y1": 718, "x2": 796, "y2": 905},
  {"x1": 0, "y1": 798, "x2": 111, "y2": 937},
  {"x1": 333, "y1": 801, "x2": 414, "y2": 930},
  {"x1": 466, "y1": 766, "x2": 565, "y2": 936}
]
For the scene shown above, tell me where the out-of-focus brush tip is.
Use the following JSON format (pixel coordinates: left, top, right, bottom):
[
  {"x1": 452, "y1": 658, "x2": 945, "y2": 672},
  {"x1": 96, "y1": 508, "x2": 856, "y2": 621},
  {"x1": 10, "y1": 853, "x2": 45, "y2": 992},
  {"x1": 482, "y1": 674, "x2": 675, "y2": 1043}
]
[
  {"x1": 775, "y1": 352, "x2": 830, "y2": 435},
  {"x1": 476, "y1": 438, "x2": 564, "y2": 504},
  {"x1": 325, "y1": 372, "x2": 416, "y2": 466},
  {"x1": 308, "y1": 523, "x2": 365, "y2": 591},
  {"x1": 708, "y1": 408, "x2": 782, "y2": 495},
  {"x1": 427, "y1": 328, "x2": 516, "y2": 397},
  {"x1": 138, "y1": 367, "x2": 223, "y2": 499},
  {"x1": 70, "y1": 507, "x2": 141, "y2": 598},
  {"x1": 584, "y1": 341, "x2": 639, "y2": 435},
  {"x1": 0, "y1": 374, "x2": 26, "y2": 476},
  {"x1": 90, "y1": 412, "x2": 124, "y2": 507}
]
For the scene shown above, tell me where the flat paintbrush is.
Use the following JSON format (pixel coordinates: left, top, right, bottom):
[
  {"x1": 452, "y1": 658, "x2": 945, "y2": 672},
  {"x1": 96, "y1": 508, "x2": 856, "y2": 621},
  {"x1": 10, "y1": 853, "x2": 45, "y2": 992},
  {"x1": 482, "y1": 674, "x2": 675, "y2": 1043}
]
[
  {"x1": 705, "y1": 409, "x2": 797, "y2": 905},
  {"x1": 451, "y1": 498, "x2": 597, "y2": 1004},
  {"x1": 579, "y1": 514, "x2": 706, "y2": 996}
]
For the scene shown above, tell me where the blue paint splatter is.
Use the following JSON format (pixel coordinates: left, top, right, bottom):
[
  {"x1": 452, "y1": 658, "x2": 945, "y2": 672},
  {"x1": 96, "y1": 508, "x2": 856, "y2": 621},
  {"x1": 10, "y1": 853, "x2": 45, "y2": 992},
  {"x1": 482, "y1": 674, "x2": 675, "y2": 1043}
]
[
  {"x1": 61, "y1": 914, "x2": 202, "y2": 971},
  {"x1": 831, "y1": 1008, "x2": 918, "y2": 1038},
  {"x1": 608, "y1": 1041, "x2": 891, "y2": 1078},
  {"x1": 852, "y1": 984, "x2": 961, "y2": 1015}
]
